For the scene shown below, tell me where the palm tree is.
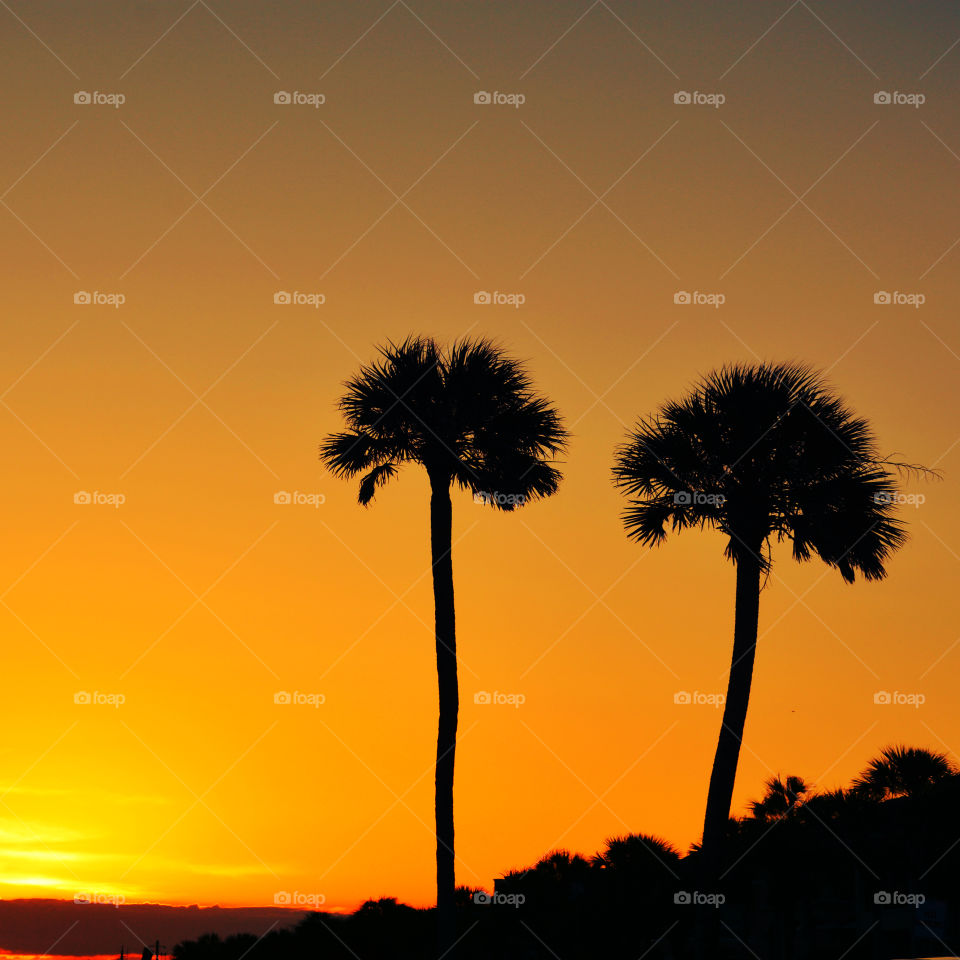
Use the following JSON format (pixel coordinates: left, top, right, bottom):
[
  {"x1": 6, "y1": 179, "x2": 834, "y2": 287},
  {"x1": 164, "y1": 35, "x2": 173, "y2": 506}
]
[
  {"x1": 590, "y1": 833, "x2": 680, "y2": 896},
  {"x1": 320, "y1": 336, "x2": 567, "y2": 956},
  {"x1": 612, "y1": 362, "x2": 910, "y2": 865},
  {"x1": 852, "y1": 745, "x2": 956, "y2": 800},
  {"x1": 747, "y1": 775, "x2": 810, "y2": 823},
  {"x1": 590, "y1": 832, "x2": 681, "y2": 872}
]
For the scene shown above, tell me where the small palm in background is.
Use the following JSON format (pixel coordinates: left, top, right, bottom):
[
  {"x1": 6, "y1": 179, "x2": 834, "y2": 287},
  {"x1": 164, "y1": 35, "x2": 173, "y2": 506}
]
[{"x1": 747, "y1": 775, "x2": 810, "y2": 823}]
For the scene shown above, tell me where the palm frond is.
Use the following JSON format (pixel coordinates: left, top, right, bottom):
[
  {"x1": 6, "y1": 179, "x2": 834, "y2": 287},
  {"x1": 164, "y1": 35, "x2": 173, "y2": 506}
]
[
  {"x1": 358, "y1": 462, "x2": 399, "y2": 506},
  {"x1": 319, "y1": 430, "x2": 396, "y2": 477}
]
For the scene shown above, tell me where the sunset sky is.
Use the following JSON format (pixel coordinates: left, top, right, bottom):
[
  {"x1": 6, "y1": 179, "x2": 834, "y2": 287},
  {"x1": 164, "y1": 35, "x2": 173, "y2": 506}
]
[{"x1": 1, "y1": 0, "x2": 960, "y2": 931}]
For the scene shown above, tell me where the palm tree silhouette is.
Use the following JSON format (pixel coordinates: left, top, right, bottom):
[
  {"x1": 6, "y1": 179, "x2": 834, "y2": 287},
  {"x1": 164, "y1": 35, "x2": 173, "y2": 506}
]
[
  {"x1": 590, "y1": 832, "x2": 680, "y2": 872},
  {"x1": 612, "y1": 362, "x2": 908, "y2": 863},
  {"x1": 852, "y1": 744, "x2": 956, "y2": 800},
  {"x1": 747, "y1": 774, "x2": 810, "y2": 822},
  {"x1": 320, "y1": 336, "x2": 567, "y2": 956}
]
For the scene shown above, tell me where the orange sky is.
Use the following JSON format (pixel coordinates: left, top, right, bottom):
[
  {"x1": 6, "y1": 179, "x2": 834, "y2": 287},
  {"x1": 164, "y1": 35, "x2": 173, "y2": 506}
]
[{"x1": 1, "y1": 0, "x2": 959, "y2": 914}]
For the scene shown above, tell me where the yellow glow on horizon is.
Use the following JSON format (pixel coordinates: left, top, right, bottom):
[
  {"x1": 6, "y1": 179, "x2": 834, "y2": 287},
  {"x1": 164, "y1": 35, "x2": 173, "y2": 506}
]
[
  {"x1": 0, "y1": 850, "x2": 85, "y2": 862},
  {"x1": 0, "y1": 876, "x2": 71, "y2": 890}
]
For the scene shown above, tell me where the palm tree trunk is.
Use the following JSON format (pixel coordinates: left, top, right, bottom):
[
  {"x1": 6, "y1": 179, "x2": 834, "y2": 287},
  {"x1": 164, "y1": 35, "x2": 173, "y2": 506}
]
[
  {"x1": 702, "y1": 548, "x2": 762, "y2": 862},
  {"x1": 430, "y1": 472, "x2": 458, "y2": 958}
]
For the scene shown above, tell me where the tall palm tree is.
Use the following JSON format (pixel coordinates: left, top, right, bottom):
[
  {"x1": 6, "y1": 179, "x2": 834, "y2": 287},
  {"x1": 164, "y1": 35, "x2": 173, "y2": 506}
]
[
  {"x1": 320, "y1": 336, "x2": 567, "y2": 956},
  {"x1": 852, "y1": 745, "x2": 956, "y2": 800},
  {"x1": 613, "y1": 362, "x2": 909, "y2": 864}
]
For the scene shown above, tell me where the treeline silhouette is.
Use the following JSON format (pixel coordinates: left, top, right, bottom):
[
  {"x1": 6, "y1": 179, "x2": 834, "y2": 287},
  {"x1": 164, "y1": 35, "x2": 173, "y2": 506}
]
[{"x1": 173, "y1": 745, "x2": 959, "y2": 960}]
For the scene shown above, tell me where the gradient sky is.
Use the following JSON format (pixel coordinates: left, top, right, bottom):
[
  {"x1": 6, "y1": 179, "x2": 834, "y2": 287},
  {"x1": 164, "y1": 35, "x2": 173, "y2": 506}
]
[{"x1": 1, "y1": 0, "x2": 960, "y2": 924}]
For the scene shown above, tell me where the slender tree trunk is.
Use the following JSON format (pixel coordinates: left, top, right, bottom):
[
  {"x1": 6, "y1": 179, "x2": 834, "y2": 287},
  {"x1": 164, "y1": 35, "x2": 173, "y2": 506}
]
[
  {"x1": 702, "y1": 549, "x2": 762, "y2": 862},
  {"x1": 430, "y1": 472, "x2": 458, "y2": 958},
  {"x1": 693, "y1": 549, "x2": 762, "y2": 959}
]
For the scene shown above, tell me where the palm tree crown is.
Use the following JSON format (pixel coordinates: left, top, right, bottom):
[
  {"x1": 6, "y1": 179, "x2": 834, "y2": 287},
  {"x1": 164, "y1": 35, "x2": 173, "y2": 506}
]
[
  {"x1": 320, "y1": 336, "x2": 567, "y2": 505},
  {"x1": 590, "y1": 833, "x2": 680, "y2": 871},
  {"x1": 748, "y1": 775, "x2": 810, "y2": 822},
  {"x1": 852, "y1": 745, "x2": 956, "y2": 800},
  {"x1": 612, "y1": 362, "x2": 906, "y2": 580}
]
